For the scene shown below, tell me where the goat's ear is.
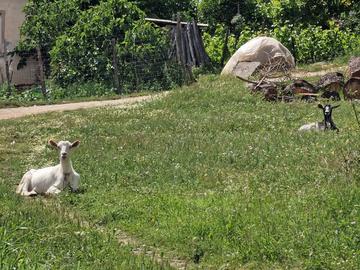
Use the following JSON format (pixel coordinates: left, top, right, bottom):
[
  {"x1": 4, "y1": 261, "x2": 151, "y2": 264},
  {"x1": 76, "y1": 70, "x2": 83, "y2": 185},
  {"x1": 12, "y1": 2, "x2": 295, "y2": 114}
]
[
  {"x1": 48, "y1": 140, "x2": 58, "y2": 148},
  {"x1": 71, "y1": 140, "x2": 80, "y2": 148},
  {"x1": 332, "y1": 105, "x2": 340, "y2": 109},
  {"x1": 318, "y1": 104, "x2": 324, "y2": 109}
]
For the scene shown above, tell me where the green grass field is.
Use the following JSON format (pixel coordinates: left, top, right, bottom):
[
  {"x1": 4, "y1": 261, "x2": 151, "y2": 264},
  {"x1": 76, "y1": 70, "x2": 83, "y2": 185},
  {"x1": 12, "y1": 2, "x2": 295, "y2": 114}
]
[{"x1": 1, "y1": 75, "x2": 359, "y2": 269}]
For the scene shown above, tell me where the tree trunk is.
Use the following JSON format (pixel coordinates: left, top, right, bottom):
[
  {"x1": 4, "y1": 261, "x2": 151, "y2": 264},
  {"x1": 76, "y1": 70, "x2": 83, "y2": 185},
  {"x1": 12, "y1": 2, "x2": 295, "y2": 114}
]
[
  {"x1": 111, "y1": 38, "x2": 122, "y2": 95},
  {"x1": 4, "y1": 48, "x2": 11, "y2": 97},
  {"x1": 36, "y1": 46, "x2": 47, "y2": 98}
]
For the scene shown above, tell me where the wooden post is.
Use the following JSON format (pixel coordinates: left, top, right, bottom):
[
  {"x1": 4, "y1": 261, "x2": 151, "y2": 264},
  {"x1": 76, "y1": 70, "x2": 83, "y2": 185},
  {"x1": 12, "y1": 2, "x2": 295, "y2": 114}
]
[
  {"x1": 4, "y1": 46, "x2": 11, "y2": 97},
  {"x1": 182, "y1": 28, "x2": 191, "y2": 66},
  {"x1": 111, "y1": 38, "x2": 122, "y2": 95},
  {"x1": 0, "y1": 66, "x2": 4, "y2": 84},
  {"x1": 188, "y1": 22, "x2": 201, "y2": 66},
  {"x1": 191, "y1": 19, "x2": 211, "y2": 66},
  {"x1": 186, "y1": 23, "x2": 197, "y2": 66},
  {"x1": 176, "y1": 14, "x2": 194, "y2": 84},
  {"x1": 0, "y1": 10, "x2": 10, "y2": 96},
  {"x1": 168, "y1": 27, "x2": 177, "y2": 59},
  {"x1": 36, "y1": 46, "x2": 47, "y2": 98},
  {"x1": 175, "y1": 14, "x2": 185, "y2": 65}
]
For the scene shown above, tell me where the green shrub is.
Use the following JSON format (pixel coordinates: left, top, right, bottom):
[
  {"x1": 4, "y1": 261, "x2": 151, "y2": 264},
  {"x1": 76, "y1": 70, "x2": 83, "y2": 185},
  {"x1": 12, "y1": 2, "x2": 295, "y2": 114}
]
[
  {"x1": 0, "y1": 85, "x2": 43, "y2": 103},
  {"x1": 50, "y1": 0, "x2": 143, "y2": 86},
  {"x1": 0, "y1": 81, "x2": 116, "y2": 106},
  {"x1": 50, "y1": 0, "x2": 183, "y2": 92},
  {"x1": 48, "y1": 81, "x2": 113, "y2": 99},
  {"x1": 203, "y1": 24, "x2": 360, "y2": 65},
  {"x1": 274, "y1": 24, "x2": 360, "y2": 63}
]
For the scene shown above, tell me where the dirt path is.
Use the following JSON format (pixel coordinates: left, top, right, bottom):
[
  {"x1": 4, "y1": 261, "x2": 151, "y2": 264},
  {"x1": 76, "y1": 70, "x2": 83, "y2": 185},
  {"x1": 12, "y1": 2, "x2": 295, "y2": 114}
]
[
  {"x1": 57, "y1": 204, "x2": 192, "y2": 270},
  {"x1": 0, "y1": 93, "x2": 166, "y2": 120}
]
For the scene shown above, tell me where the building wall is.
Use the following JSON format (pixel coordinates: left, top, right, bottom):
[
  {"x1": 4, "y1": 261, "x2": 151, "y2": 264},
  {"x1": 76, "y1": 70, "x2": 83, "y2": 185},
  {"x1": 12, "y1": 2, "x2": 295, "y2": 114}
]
[{"x1": 0, "y1": 0, "x2": 38, "y2": 87}]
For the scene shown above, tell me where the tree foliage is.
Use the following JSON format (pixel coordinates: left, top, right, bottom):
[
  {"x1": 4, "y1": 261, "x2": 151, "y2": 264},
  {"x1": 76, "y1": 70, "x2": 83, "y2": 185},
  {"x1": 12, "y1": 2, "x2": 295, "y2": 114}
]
[
  {"x1": 50, "y1": 0, "x2": 181, "y2": 90},
  {"x1": 50, "y1": 0, "x2": 143, "y2": 84},
  {"x1": 199, "y1": 0, "x2": 258, "y2": 29},
  {"x1": 199, "y1": 0, "x2": 360, "y2": 65},
  {"x1": 255, "y1": 0, "x2": 355, "y2": 28},
  {"x1": 130, "y1": 0, "x2": 196, "y2": 19},
  {"x1": 204, "y1": 23, "x2": 360, "y2": 65},
  {"x1": 340, "y1": 2, "x2": 360, "y2": 33},
  {"x1": 18, "y1": 0, "x2": 81, "y2": 50},
  {"x1": 198, "y1": 0, "x2": 357, "y2": 31}
]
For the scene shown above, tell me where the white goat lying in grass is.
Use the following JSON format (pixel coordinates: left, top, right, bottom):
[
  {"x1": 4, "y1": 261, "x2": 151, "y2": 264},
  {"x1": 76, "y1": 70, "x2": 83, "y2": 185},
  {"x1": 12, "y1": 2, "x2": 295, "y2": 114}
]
[{"x1": 16, "y1": 140, "x2": 80, "y2": 196}]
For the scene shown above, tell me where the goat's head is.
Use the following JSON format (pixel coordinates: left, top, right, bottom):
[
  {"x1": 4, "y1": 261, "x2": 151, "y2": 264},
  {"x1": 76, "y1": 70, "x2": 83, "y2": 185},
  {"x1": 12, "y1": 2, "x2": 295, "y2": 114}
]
[
  {"x1": 318, "y1": 103, "x2": 339, "y2": 117},
  {"x1": 318, "y1": 104, "x2": 340, "y2": 130},
  {"x1": 49, "y1": 140, "x2": 80, "y2": 160}
]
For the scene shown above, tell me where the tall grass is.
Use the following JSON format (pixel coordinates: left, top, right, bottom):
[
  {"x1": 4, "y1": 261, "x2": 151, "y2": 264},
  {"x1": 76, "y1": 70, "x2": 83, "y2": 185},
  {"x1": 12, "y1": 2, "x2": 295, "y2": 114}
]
[{"x1": 0, "y1": 75, "x2": 359, "y2": 269}]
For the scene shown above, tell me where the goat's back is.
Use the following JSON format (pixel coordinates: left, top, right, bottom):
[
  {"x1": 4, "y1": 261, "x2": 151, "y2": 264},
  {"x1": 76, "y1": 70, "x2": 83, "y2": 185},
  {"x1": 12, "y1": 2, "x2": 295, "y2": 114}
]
[
  {"x1": 298, "y1": 122, "x2": 324, "y2": 131},
  {"x1": 27, "y1": 165, "x2": 62, "y2": 193}
]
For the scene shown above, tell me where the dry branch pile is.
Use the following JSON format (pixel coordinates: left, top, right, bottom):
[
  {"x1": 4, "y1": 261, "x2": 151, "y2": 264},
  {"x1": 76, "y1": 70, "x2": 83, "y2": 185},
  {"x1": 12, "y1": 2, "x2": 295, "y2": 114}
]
[
  {"x1": 237, "y1": 59, "x2": 319, "y2": 102},
  {"x1": 237, "y1": 56, "x2": 360, "y2": 102}
]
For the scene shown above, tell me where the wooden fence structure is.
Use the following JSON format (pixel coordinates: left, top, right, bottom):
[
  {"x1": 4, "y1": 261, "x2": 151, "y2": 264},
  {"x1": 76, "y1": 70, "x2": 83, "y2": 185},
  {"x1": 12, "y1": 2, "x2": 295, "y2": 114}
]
[{"x1": 146, "y1": 15, "x2": 211, "y2": 83}]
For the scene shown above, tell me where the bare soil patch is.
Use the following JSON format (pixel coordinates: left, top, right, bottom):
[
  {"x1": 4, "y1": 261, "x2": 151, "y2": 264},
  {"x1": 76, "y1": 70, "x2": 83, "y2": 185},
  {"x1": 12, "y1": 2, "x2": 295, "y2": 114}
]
[{"x1": 0, "y1": 94, "x2": 166, "y2": 120}]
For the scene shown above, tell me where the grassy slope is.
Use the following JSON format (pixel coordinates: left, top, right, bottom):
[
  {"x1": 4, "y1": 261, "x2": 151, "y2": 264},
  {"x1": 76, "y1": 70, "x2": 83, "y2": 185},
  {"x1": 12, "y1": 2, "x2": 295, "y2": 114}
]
[
  {"x1": 0, "y1": 194, "x2": 167, "y2": 269},
  {"x1": 296, "y1": 48, "x2": 360, "y2": 72},
  {"x1": 1, "y1": 75, "x2": 359, "y2": 269}
]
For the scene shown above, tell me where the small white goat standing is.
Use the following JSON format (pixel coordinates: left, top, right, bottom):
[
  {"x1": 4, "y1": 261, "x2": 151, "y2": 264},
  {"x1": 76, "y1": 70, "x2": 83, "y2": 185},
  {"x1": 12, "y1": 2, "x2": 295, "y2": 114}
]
[
  {"x1": 16, "y1": 140, "x2": 80, "y2": 196},
  {"x1": 298, "y1": 104, "x2": 340, "y2": 132}
]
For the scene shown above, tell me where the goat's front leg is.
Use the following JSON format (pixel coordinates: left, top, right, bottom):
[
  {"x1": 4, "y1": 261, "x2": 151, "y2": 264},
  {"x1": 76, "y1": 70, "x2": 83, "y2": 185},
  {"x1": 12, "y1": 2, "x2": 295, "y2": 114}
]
[
  {"x1": 21, "y1": 189, "x2": 38, "y2": 196},
  {"x1": 69, "y1": 172, "x2": 80, "y2": 192},
  {"x1": 45, "y1": 185, "x2": 62, "y2": 195}
]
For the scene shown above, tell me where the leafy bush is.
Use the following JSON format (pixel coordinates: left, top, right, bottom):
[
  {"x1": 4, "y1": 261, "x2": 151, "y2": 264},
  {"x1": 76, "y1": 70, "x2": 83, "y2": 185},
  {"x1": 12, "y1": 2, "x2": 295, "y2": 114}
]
[
  {"x1": 270, "y1": 23, "x2": 360, "y2": 63},
  {"x1": 293, "y1": 25, "x2": 359, "y2": 63},
  {"x1": 0, "y1": 81, "x2": 116, "y2": 106},
  {"x1": 18, "y1": 0, "x2": 81, "y2": 50},
  {"x1": 203, "y1": 26, "x2": 231, "y2": 66},
  {"x1": 48, "y1": 82, "x2": 113, "y2": 99},
  {"x1": 0, "y1": 85, "x2": 43, "y2": 103},
  {"x1": 203, "y1": 24, "x2": 360, "y2": 65},
  {"x1": 50, "y1": 0, "x2": 143, "y2": 85},
  {"x1": 50, "y1": 0, "x2": 183, "y2": 92},
  {"x1": 254, "y1": 0, "x2": 354, "y2": 29}
]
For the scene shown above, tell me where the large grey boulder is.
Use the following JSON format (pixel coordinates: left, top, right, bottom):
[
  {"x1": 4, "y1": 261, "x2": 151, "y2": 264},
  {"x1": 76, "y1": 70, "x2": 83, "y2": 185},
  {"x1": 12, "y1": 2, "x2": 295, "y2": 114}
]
[{"x1": 221, "y1": 36, "x2": 295, "y2": 78}]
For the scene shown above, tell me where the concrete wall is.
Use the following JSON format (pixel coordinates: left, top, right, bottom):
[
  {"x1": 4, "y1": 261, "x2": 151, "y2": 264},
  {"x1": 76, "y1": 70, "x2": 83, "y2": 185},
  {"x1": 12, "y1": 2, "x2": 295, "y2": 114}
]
[{"x1": 0, "y1": 0, "x2": 38, "y2": 87}]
